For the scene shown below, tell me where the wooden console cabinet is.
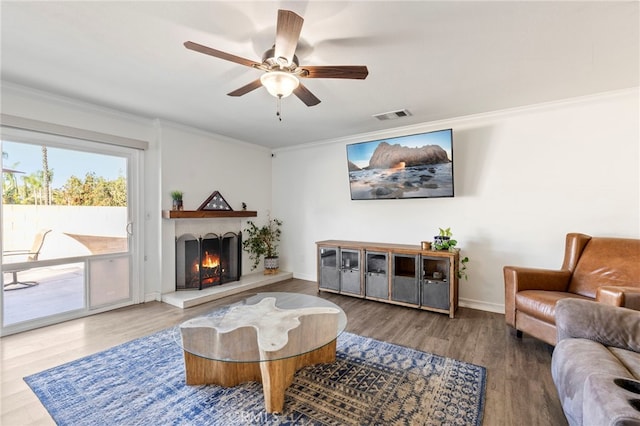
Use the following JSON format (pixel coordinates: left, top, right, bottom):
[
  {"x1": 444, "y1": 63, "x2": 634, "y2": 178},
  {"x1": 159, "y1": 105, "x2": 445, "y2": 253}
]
[{"x1": 317, "y1": 240, "x2": 460, "y2": 318}]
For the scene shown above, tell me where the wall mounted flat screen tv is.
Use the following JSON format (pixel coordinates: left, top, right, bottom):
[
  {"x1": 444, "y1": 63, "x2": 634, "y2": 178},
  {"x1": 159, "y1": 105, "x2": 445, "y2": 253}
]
[{"x1": 346, "y1": 128, "x2": 454, "y2": 200}]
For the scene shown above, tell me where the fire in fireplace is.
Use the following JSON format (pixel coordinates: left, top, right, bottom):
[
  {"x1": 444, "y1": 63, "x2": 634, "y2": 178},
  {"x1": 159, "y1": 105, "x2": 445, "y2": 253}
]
[{"x1": 175, "y1": 232, "x2": 241, "y2": 290}]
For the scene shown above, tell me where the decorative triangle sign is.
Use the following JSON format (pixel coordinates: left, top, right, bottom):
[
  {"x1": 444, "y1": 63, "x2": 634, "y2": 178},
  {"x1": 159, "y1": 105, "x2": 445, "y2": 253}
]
[{"x1": 197, "y1": 191, "x2": 233, "y2": 211}]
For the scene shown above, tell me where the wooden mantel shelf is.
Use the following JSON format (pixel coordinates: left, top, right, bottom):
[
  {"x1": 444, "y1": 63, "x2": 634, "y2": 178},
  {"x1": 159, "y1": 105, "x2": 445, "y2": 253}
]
[{"x1": 162, "y1": 210, "x2": 257, "y2": 219}]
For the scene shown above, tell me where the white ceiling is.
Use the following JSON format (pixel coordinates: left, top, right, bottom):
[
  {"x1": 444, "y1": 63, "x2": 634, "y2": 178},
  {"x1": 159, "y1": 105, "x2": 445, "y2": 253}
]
[{"x1": 1, "y1": 1, "x2": 638, "y2": 149}]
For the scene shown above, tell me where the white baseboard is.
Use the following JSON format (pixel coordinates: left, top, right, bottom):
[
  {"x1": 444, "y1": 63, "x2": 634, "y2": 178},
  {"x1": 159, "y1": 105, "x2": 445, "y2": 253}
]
[
  {"x1": 144, "y1": 292, "x2": 161, "y2": 303},
  {"x1": 293, "y1": 272, "x2": 316, "y2": 281},
  {"x1": 459, "y1": 297, "x2": 505, "y2": 314}
]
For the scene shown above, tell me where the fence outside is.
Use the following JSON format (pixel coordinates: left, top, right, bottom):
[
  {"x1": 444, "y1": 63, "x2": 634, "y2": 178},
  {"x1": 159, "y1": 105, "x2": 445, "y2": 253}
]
[{"x1": 2, "y1": 205, "x2": 127, "y2": 258}]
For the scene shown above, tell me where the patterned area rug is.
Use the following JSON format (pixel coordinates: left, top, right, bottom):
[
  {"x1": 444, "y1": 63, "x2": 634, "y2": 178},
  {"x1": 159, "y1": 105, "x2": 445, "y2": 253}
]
[{"x1": 25, "y1": 328, "x2": 486, "y2": 425}]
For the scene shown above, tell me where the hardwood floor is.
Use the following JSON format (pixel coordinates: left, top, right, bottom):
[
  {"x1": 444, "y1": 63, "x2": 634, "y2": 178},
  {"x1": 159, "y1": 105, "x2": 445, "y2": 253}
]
[{"x1": 0, "y1": 279, "x2": 567, "y2": 425}]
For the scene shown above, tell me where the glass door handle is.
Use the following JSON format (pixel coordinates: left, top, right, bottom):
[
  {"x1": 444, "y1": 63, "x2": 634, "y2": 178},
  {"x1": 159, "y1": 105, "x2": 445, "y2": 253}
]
[{"x1": 126, "y1": 222, "x2": 133, "y2": 236}]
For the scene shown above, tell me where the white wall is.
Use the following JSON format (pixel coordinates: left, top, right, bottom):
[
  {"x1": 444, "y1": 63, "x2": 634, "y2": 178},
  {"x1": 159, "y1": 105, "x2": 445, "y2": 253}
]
[
  {"x1": 272, "y1": 89, "x2": 640, "y2": 313},
  {"x1": 1, "y1": 83, "x2": 155, "y2": 142},
  {"x1": 1, "y1": 84, "x2": 273, "y2": 302},
  {"x1": 156, "y1": 121, "x2": 273, "y2": 294},
  {"x1": 4, "y1": 83, "x2": 638, "y2": 313}
]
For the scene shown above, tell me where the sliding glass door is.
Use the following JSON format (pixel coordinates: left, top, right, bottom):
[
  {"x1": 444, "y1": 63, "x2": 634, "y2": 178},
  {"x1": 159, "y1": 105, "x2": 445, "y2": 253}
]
[{"x1": 1, "y1": 130, "x2": 141, "y2": 335}]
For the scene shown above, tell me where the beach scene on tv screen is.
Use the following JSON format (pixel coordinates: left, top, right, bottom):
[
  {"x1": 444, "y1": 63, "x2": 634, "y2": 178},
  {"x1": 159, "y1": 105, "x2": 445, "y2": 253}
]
[{"x1": 347, "y1": 129, "x2": 453, "y2": 200}]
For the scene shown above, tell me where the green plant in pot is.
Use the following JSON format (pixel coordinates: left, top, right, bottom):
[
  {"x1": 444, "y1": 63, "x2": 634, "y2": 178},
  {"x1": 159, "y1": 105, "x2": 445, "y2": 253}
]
[
  {"x1": 242, "y1": 217, "x2": 282, "y2": 274},
  {"x1": 171, "y1": 191, "x2": 183, "y2": 211},
  {"x1": 433, "y1": 227, "x2": 456, "y2": 250},
  {"x1": 433, "y1": 227, "x2": 471, "y2": 280}
]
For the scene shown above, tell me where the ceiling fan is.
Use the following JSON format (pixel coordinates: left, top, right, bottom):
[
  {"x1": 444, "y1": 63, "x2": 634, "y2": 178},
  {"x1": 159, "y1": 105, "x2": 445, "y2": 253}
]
[{"x1": 184, "y1": 9, "x2": 369, "y2": 110}]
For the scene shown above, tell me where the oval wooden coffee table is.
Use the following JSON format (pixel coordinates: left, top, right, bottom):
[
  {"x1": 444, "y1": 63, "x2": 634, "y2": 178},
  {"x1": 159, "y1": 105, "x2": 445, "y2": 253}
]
[{"x1": 176, "y1": 292, "x2": 347, "y2": 413}]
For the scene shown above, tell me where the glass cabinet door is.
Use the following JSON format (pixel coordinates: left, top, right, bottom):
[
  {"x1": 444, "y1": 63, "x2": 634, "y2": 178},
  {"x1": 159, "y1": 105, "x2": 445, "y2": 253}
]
[
  {"x1": 420, "y1": 256, "x2": 451, "y2": 310},
  {"x1": 318, "y1": 247, "x2": 339, "y2": 291},
  {"x1": 365, "y1": 251, "x2": 388, "y2": 299},
  {"x1": 340, "y1": 249, "x2": 361, "y2": 295},
  {"x1": 391, "y1": 254, "x2": 419, "y2": 305}
]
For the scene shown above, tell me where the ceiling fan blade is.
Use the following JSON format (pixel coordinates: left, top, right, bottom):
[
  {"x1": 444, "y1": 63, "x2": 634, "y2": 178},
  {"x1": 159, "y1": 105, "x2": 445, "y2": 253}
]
[
  {"x1": 301, "y1": 65, "x2": 369, "y2": 80},
  {"x1": 184, "y1": 41, "x2": 260, "y2": 68},
  {"x1": 293, "y1": 83, "x2": 321, "y2": 107},
  {"x1": 274, "y1": 10, "x2": 304, "y2": 66},
  {"x1": 227, "y1": 79, "x2": 263, "y2": 97}
]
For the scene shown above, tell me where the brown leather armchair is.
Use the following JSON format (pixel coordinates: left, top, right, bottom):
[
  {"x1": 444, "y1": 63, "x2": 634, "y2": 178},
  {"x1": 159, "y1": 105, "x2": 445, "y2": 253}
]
[{"x1": 504, "y1": 233, "x2": 640, "y2": 345}]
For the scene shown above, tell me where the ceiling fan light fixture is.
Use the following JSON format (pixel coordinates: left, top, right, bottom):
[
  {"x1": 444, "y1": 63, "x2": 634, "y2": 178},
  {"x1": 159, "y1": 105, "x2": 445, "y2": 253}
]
[
  {"x1": 260, "y1": 71, "x2": 299, "y2": 98},
  {"x1": 184, "y1": 9, "x2": 367, "y2": 109}
]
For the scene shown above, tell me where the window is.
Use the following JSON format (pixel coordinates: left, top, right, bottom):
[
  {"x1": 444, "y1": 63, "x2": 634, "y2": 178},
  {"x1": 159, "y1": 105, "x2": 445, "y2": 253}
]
[{"x1": 1, "y1": 128, "x2": 142, "y2": 335}]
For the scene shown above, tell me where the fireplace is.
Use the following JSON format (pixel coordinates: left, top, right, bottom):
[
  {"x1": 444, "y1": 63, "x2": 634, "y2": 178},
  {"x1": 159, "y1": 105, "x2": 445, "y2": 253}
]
[{"x1": 175, "y1": 232, "x2": 242, "y2": 290}]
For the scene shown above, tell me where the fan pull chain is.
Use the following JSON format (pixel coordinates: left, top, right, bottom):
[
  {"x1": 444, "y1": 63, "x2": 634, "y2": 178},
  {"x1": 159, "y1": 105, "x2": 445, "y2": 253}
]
[{"x1": 276, "y1": 95, "x2": 283, "y2": 122}]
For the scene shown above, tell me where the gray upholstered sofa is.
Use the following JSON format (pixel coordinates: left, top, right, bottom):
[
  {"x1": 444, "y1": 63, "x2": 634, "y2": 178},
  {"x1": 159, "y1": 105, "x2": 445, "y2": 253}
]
[{"x1": 551, "y1": 298, "x2": 640, "y2": 426}]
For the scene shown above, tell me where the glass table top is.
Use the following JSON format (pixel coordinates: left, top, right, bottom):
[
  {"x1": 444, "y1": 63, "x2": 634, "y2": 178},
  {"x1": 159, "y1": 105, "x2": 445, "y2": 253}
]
[{"x1": 175, "y1": 292, "x2": 347, "y2": 362}]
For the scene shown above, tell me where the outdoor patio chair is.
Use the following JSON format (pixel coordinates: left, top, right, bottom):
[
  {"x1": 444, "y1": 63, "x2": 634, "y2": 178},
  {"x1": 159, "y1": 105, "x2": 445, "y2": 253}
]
[{"x1": 3, "y1": 229, "x2": 52, "y2": 291}]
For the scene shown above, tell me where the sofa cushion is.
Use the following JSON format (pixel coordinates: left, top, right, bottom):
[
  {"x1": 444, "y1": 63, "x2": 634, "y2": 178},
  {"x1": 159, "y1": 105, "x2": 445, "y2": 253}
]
[
  {"x1": 610, "y1": 348, "x2": 640, "y2": 379},
  {"x1": 515, "y1": 290, "x2": 588, "y2": 323},
  {"x1": 556, "y1": 299, "x2": 640, "y2": 352},
  {"x1": 569, "y1": 238, "x2": 640, "y2": 298},
  {"x1": 551, "y1": 339, "x2": 635, "y2": 426},
  {"x1": 582, "y1": 373, "x2": 640, "y2": 426}
]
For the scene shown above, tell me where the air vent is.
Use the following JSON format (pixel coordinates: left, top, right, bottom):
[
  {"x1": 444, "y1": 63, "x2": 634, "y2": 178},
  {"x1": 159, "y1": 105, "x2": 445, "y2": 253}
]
[{"x1": 372, "y1": 109, "x2": 413, "y2": 121}]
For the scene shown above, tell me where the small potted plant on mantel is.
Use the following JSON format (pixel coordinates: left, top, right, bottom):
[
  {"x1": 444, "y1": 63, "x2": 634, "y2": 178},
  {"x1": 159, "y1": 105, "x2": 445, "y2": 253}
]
[
  {"x1": 171, "y1": 190, "x2": 184, "y2": 211},
  {"x1": 433, "y1": 227, "x2": 470, "y2": 280},
  {"x1": 242, "y1": 217, "x2": 283, "y2": 275}
]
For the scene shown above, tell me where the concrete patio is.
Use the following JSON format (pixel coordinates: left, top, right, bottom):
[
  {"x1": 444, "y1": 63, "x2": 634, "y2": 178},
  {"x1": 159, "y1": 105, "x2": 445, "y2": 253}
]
[{"x1": 2, "y1": 265, "x2": 84, "y2": 325}]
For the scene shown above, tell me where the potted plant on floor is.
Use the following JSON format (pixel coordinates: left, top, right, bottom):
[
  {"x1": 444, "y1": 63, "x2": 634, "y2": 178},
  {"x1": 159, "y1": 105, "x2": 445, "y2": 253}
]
[{"x1": 242, "y1": 217, "x2": 283, "y2": 274}]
